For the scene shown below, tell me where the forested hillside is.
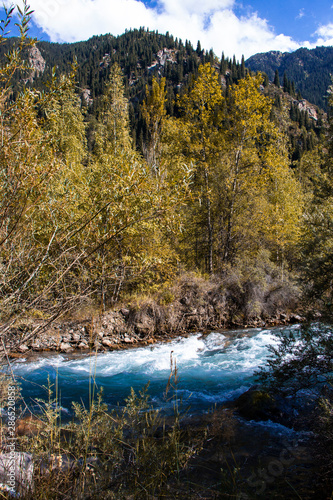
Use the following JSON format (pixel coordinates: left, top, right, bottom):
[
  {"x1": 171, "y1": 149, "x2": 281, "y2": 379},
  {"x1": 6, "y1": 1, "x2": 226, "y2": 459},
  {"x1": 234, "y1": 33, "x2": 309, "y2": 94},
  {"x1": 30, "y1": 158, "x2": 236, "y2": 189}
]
[
  {"x1": 1, "y1": 27, "x2": 327, "y2": 170},
  {"x1": 0, "y1": 3, "x2": 333, "y2": 341},
  {"x1": 2, "y1": 5, "x2": 333, "y2": 498},
  {"x1": 246, "y1": 46, "x2": 333, "y2": 111},
  {"x1": 0, "y1": 27, "x2": 248, "y2": 147}
]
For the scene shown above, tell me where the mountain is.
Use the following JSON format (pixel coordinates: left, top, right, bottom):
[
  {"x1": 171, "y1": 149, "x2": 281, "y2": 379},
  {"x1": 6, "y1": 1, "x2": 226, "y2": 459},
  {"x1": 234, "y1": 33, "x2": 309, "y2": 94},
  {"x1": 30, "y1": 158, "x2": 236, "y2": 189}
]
[
  {"x1": 0, "y1": 29, "x2": 326, "y2": 160},
  {"x1": 0, "y1": 29, "x2": 240, "y2": 144},
  {"x1": 246, "y1": 46, "x2": 333, "y2": 111}
]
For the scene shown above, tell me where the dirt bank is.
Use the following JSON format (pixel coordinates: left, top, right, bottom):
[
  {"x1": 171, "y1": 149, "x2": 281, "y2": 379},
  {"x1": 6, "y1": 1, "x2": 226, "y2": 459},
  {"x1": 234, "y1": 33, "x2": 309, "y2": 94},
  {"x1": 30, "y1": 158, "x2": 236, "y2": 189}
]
[{"x1": 1, "y1": 272, "x2": 306, "y2": 357}]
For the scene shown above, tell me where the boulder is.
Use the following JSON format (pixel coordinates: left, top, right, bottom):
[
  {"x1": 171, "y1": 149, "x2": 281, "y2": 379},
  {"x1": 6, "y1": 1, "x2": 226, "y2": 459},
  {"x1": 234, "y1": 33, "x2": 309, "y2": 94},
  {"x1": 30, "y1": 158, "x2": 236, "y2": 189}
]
[
  {"x1": 17, "y1": 344, "x2": 29, "y2": 353},
  {"x1": 120, "y1": 308, "x2": 130, "y2": 318},
  {"x1": 123, "y1": 336, "x2": 134, "y2": 344},
  {"x1": 30, "y1": 342, "x2": 41, "y2": 351},
  {"x1": 231, "y1": 387, "x2": 279, "y2": 421},
  {"x1": 72, "y1": 333, "x2": 80, "y2": 343},
  {"x1": 59, "y1": 342, "x2": 73, "y2": 353},
  {"x1": 102, "y1": 338, "x2": 113, "y2": 348},
  {"x1": 289, "y1": 314, "x2": 304, "y2": 323}
]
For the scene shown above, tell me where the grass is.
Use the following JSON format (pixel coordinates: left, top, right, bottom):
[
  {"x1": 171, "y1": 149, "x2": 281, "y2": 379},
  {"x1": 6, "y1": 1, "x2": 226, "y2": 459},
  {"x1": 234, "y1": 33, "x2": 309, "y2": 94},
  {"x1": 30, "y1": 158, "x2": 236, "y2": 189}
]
[{"x1": 0, "y1": 356, "x2": 208, "y2": 499}]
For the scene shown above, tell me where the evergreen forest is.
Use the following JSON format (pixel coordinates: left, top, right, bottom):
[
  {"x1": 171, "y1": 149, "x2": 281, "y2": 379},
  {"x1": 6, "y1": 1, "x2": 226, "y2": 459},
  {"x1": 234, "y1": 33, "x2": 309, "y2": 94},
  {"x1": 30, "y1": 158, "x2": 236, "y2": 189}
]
[{"x1": 0, "y1": 7, "x2": 331, "y2": 324}]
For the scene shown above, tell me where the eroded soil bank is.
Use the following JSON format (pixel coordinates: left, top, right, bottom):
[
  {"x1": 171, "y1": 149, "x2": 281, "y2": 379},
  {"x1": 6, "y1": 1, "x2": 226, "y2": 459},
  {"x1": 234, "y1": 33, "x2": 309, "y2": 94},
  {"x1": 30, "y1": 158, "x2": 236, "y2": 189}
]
[{"x1": 3, "y1": 271, "x2": 306, "y2": 357}]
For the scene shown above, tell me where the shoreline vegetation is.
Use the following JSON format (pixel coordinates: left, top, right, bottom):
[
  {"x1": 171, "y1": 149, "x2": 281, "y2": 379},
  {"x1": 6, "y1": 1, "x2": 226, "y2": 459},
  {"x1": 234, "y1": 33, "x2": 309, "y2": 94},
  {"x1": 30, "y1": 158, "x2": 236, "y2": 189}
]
[
  {"x1": 0, "y1": 318, "x2": 326, "y2": 499},
  {"x1": 1, "y1": 271, "x2": 307, "y2": 358}
]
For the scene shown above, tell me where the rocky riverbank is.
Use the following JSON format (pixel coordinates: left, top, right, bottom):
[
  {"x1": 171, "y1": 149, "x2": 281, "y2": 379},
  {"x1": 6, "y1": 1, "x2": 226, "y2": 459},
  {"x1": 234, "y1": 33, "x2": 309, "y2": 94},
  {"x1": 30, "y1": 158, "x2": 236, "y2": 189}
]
[
  {"x1": 6, "y1": 305, "x2": 305, "y2": 358},
  {"x1": 1, "y1": 272, "x2": 307, "y2": 357}
]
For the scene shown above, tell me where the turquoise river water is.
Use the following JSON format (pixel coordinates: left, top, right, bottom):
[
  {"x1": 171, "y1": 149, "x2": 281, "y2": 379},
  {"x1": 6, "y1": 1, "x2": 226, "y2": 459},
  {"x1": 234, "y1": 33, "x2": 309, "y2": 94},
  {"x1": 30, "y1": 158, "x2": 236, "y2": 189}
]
[{"x1": 8, "y1": 325, "x2": 302, "y2": 418}]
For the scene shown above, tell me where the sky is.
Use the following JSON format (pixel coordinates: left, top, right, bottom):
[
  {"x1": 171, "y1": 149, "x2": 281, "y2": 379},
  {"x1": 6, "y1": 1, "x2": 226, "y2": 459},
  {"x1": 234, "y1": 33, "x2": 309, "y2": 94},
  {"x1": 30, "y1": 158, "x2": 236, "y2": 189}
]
[{"x1": 2, "y1": 0, "x2": 333, "y2": 59}]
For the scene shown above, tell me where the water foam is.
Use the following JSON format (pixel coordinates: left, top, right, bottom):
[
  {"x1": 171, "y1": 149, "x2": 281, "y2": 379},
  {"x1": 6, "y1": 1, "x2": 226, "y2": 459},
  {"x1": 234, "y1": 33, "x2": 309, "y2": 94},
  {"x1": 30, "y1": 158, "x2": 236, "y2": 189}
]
[{"x1": 12, "y1": 326, "x2": 288, "y2": 414}]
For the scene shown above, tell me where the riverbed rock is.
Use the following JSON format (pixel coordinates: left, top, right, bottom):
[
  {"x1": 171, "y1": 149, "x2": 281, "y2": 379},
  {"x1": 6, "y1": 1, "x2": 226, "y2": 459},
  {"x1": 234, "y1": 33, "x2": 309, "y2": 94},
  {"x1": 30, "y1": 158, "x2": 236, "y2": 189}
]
[
  {"x1": 123, "y1": 336, "x2": 134, "y2": 344},
  {"x1": 120, "y1": 308, "x2": 130, "y2": 318},
  {"x1": 231, "y1": 387, "x2": 279, "y2": 422},
  {"x1": 17, "y1": 344, "x2": 29, "y2": 353},
  {"x1": 101, "y1": 338, "x2": 113, "y2": 348},
  {"x1": 62, "y1": 334, "x2": 72, "y2": 342},
  {"x1": 78, "y1": 342, "x2": 88, "y2": 349},
  {"x1": 72, "y1": 333, "x2": 81, "y2": 343},
  {"x1": 289, "y1": 314, "x2": 304, "y2": 323},
  {"x1": 31, "y1": 341, "x2": 41, "y2": 351},
  {"x1": 59, "y1": 342, "x2": 73, "y2": 353}
]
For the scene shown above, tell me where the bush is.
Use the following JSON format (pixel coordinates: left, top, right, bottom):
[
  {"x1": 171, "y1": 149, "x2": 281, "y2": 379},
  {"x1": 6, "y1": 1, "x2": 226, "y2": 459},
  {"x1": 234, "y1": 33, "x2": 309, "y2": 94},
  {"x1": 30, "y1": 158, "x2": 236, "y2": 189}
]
[
  {"x1": 15, "y1": 370, "x2": 201, "y2": 499},
  {"x1": 257, "y1": 322, "x2": 333, "y2": 496}
]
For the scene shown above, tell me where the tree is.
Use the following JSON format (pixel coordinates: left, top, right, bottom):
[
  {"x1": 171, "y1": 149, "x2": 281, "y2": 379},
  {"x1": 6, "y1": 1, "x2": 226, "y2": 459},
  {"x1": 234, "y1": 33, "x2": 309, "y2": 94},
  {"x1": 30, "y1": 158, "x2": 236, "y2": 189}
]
[
  {"x1": 0, "y1": 8, "x2": 191, "y2": 351},
  {"x1": 178, "y1": 63, "x2": 224, "y2": 274},
  {"x1": 0, "y1": 3, "x2": 94, "y2": 353},
  {"x1": 218, "y1": 74, "x2": 302, "y2": 267},
  {"x1": 85, "y1": 65, "x2": 191, "y2": 307},
  {"x1": 141, "y1": 76, "x2": 167, "y2": 171},
  {"x1": 296, "y1": 79, "x2": 333, "y2": 308},
  {"x1": 94, "y1": 63, "x2": 132, "y2": 155}
]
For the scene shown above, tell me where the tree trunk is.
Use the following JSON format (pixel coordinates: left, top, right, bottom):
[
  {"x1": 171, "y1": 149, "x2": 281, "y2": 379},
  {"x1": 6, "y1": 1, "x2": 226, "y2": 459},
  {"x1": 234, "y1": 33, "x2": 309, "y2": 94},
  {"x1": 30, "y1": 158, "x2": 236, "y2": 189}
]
[{"x1": 205, "y1": 169, "x2": 213, "y2": 275}]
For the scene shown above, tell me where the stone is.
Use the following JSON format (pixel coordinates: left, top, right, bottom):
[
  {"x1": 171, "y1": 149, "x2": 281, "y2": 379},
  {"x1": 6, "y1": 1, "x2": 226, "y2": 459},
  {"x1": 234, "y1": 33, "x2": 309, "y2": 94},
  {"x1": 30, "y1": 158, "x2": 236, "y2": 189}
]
[
  {"x1": 72, "y1": 333, "x2": 81, "y2": 343},
  {"x1": 120, "y1": 308, "x2": 130, "y2": 317},
  {"x1": 78, "y1": 342, "x2": 88, "y2": 350},
  {"x1": 123, "y1": 336, "x2": 134, "y2": 344},
  {"x1": 289, "y1": 314, "x2": 304, "y2": 323},
  {"x1": 134, "y1": 316, "x2": 155, "y2": 336},
  {"x1": 102, "y1": 338, "x2": 113, "y2": 348},
  {"x1": 59, "y1": 342, "x2": 73, "y2": 353},
  {"x1": 17, "y1": 344, "x2": 29, "y2": 353},
  {"x1": 232, "y1": 388, "x2": 278, "y2": 422}
]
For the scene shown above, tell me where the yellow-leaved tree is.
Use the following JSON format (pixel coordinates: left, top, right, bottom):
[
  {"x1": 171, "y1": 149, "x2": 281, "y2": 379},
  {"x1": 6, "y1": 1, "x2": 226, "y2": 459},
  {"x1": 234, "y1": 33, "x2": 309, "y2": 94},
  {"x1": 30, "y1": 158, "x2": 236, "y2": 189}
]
[
  {"x1": 174, "y1": 67, "x2": 303, "y2": 274},
  {"x1": 177, "y1": 63, "x2": 224, "y2": 274},
  {"x1": 84, "y1": 64, "x2": 192, "y2": 307},
  {"x1": 219, "y1": 73, "x2": 303, "y2": 267}
]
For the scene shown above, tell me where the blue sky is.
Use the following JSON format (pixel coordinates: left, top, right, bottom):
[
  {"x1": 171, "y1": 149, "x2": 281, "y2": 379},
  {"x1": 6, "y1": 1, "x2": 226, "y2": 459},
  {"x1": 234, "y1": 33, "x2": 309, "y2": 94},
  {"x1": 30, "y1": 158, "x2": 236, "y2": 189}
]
[{"x1": 2, "y1": 0, "x2": 333, "y2": 59}]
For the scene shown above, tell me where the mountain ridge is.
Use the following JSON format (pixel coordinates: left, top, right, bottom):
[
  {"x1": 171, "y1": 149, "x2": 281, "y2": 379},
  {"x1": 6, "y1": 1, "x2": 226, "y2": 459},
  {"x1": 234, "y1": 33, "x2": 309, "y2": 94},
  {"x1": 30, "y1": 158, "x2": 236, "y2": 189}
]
[
  {"x1": 246, "y1": 45, "x2": 333, "y2": 110},
  {"x1": 0, "y1": 29, "x2": 327, "y2": 160}
]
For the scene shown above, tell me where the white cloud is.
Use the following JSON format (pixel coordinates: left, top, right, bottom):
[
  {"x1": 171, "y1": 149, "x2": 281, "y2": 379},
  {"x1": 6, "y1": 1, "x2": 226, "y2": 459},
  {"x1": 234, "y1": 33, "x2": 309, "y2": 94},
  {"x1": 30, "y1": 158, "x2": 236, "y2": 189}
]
[
  {"x1": 6, "y1": 0, "x2": 328, "y2": 59},
  {"x1": 297, "y1": 8, "x2": 305, "y2": 20},
  {"x1": 314, "y1": 23, "x2": 333, "y2": 46}
]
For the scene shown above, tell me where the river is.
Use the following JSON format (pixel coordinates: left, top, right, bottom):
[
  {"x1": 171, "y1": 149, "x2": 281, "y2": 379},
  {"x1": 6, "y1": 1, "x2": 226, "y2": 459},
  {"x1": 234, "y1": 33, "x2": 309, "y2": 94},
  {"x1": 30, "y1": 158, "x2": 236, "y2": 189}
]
[{"x1": 9, "y1": 324, "x2": 301, "y2": 418}]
